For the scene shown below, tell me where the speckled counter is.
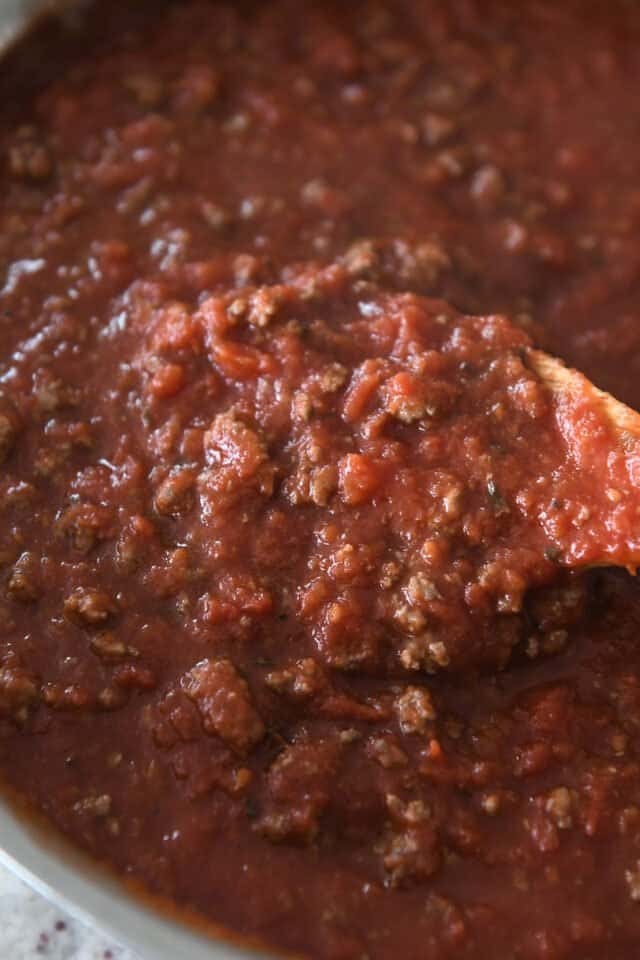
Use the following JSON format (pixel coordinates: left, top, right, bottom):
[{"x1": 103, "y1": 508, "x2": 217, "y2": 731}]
[{"x1": 0, "y1": 863, "x2": 136, "y2": 960}]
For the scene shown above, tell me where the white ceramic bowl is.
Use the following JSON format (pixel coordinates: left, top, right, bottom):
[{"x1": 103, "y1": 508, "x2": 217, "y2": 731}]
[{"x1": 0, "y1": 3, "x2": 266, "y2": 957}]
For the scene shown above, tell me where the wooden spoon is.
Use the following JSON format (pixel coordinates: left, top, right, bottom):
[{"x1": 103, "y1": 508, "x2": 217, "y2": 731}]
[
  {"x1": 526, "y1": 349, "x2": 640, "y2": 445},
  {"x1": 524, "y1": 348, "x2": 640, "y2": 571}
]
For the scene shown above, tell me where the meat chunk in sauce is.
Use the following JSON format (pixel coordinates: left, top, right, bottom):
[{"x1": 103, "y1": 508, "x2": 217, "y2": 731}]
[{"x1": 182, "y1": 659, "x2": 265, "y2": 755}]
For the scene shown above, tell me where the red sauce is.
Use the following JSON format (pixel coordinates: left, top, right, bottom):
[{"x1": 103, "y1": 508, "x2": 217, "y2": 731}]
[{"x1": 2, "y1": 2, "x2": 640, "y2": 958}]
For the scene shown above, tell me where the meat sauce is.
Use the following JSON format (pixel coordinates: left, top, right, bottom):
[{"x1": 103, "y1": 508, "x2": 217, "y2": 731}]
[{"x1": 2, "y1": 1, "x2": 640, "y2": 958}]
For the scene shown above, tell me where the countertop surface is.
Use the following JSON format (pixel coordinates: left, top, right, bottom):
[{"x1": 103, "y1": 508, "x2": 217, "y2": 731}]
[{"x1": 0, "y1": 862, "x2": 137, "y2": 959}]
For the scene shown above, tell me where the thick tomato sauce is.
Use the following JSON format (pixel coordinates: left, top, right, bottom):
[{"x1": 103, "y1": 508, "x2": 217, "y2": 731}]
[{"x1": 2, "y1": 2, "x2": 640, "y2": 958}]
